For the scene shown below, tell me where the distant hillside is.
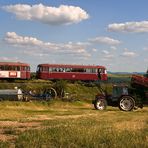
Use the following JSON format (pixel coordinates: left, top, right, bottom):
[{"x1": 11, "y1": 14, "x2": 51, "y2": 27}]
[{"x1": 108, "y1": 71, "x2": 145, "y2": 75}]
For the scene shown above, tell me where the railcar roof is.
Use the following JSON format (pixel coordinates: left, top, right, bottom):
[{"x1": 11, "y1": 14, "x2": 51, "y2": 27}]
[
  {"x1": 0, "y1": 62, "x2": 30, "y2": 66},
  {"x1": 37, "y1": 64, "x2": 106, "y2": 69}
]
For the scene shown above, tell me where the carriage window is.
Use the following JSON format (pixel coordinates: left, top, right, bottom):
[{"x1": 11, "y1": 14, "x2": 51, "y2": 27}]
[
  {"x1": 37, "y1": 66, "x2": 40, "y2": 72},
  {"x1": 98, "y1": 68, "x2": 105, "y2": 74},
  {"x1": 27, "y1": 66, "x2": 30, "y2": 71},
  {"x1": 71, "y1": 68, "x2": 85, "y2": 72},
  {"x1": 49, "y1": 68, "x2": 52, "y2": 72},
  {"x1": 52, "y1": 68, "x2": 57, "y2": 72},
  {"x1": 91, "y1": 68, "x2": 97, "y2": 73},
  {"x1": 85, "y1": 68, "x2": 97, "y2": 73},
  {"x1": 21, "y1": 66, "x2": 25, "y2": 71},
  {"x1": 59, "y1": 68, "x2": 65, "y2": 72},
  {"x1": 11, "y1": 66, "x2": 20, "y2": 71},
  {"x1": 42, "y1": 67, "x2": 48, "y2": 71},
  {"x1": 4, "y1": 66, "x2": 8, "y2": 70},
  {"x1": 0, "y1": 66, "x2": 4, "y2": 70},
  {"x1": 65, "y1": 68, "x2": 72, "y2": 72},
  {"x1": 25, "y1": 66, "x2": 30, "y2": 71},
  {"x1": 17, "y1": 66, "x2": 20, "y2": 71},
  {"x1": 86, "y1": 69, "x2": 91, "y2": 73}
]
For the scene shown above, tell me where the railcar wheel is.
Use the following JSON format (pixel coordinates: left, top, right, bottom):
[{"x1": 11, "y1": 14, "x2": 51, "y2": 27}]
[
  {"x1": 94, "y1": 98, "x2": 107, "y2": 110},
  {"x1": 119, "y1": 96, "x2": 135, "y2": 111}
]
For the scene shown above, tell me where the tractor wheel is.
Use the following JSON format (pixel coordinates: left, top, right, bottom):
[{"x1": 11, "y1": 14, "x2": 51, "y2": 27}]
[
  {"x1": 94, "y1": 98, "x2": 107, "y2": 110},
  {"x1": 119, "y1": 96, "x2": 135, "y2": 111},
  {"x1": 46, "y1": 88, "x2": 57, "y2": 99}
]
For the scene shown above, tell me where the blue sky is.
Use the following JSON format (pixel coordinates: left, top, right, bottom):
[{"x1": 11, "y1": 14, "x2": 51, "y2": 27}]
[{"x1": 0, "y1": 0, "x2": 148, "y2": 72}]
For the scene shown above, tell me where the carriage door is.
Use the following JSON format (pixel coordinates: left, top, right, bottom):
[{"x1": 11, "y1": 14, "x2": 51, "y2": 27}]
[
  {"x1": 98, "y1": 68, "x2": 107, "y2": 80},
  {"x1": 97, "y1": 68, "x2": 102, "y2": 80},
  {"x1": 21, "y1": 66, "x2": 26, "y2": 79}
]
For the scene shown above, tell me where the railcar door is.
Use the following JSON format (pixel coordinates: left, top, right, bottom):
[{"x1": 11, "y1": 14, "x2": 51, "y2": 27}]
[
  {"x1": 20, "y1": 66, "x2": 26, "y2": 79},
  {"x1": 97, "y1": 68, "x2": 107, "y2": 81}
]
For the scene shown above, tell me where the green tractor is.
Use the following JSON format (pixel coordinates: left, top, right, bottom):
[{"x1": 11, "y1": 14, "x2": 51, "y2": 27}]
[{"x1": 93, "y1": 74, "x2": 148, "y2": 111}]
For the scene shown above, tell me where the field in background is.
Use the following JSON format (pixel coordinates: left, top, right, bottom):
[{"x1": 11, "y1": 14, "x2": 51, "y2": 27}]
[{"x1": 0, "y1": 73, "x2": 147, "y2": 147}]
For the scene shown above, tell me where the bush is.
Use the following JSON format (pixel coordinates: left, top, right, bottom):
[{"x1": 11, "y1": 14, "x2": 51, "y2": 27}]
[{"x1": 53, "y1": 80, "x2": 67, "y2": 98}]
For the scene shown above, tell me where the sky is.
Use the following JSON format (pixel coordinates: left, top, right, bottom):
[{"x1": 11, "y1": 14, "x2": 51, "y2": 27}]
[{"x1": 0, "y1": 0, "x2": 148, "y2": 72}]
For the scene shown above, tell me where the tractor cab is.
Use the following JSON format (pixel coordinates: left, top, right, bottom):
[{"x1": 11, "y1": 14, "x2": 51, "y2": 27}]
[{"x1": 111, "y1": 85, "x2": 128, "y2": 101}]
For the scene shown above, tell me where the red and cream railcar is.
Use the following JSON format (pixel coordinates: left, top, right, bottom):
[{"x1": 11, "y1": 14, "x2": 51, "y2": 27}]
[
  {"x1": 0, "y1": 62, "x2": 30, "y2": 79},
  {"x1": 36, "y1": 64, "x2": 107, "y2": 81}
]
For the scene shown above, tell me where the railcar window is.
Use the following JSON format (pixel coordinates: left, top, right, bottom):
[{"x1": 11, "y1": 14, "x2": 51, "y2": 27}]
[
  {"x1": 59, "y1": 68, "x2": 65, "y2": 72},
  {"x1": 4, "y1": 66, "x2": 9, "y2": 70},
  {"x1": 65, "y1": 68, "x2": 72, "y2": 72},
  {"x1": 42, "y1": 67, "x2": 48, "y2": 71},
  {"x1": 36, "y1": 66, "x2": 40, "y2": 72},
  {"x1": 49, "y1": 68, "x2": 52, "y2": 72},
  {"x1": 91, "y1": 68, "x2": 97, "y2": 73},
  {"x1": 85, "y1": 68, "x2": 97, "y2": 73},
  {"x1": 98, "y1": 68, "x2": 105, "y2": 73},
  {"x1": 21, "y1": 66, "x2": 26, "y2": 71},
  {"x1": 52, "y1": 68, "x2": 57, "y2": 72},
  {"x1": 0, "y1": 66, "x2": 4, "y2": 70},
  {"x1": 39, "y1": 67, "x2": 42, "y2": 72},
  {"x1": 22, "y1": 66, "x2": 30, "y2": 71},
  {"x1": 86, "y1": 69, "x2": 90, "y2": 73},
  {"x1": 12, "y1": 66, "x2": 20, "y2": 71},
  {"x1": 71, "y1": 68, "x2": 86, "y2": 72},
  {"x1": 27, "y1": 66, "x2": 30, "y2": 71},
  {"x1": 40, "y1": 67, "x2": 43, "y2": 72},
  {"x1": 102, "y1": 69, "x2": 105, "y2": 73},
  {"x1": 18, "y1": 66, "x2": 20, "y2": 71}
]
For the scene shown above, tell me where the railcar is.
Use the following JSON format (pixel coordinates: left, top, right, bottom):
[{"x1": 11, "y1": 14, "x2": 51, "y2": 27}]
[
  {"x1": 0, "y1": 62, "x2": 30, "y2": 79},
  {"x1": 36, "y1": 64, "x2": 107, "y2": 81}
]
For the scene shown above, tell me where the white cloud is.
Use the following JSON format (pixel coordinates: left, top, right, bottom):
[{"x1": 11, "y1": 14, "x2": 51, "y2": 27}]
[
  {"x1": 4, "y1": 32, "x2": 44, "y2": 47},
  {"x1": 89, "y1": 36, "x2": 121, "y2": 45},
  {"x1": 92, "y1": 48, "x2": 97, "y2": 52},
  {"x1": 108, "y1": 21, "x2": 148, "y2": 33},
  {"x1": 104, "y1": 54, "x2": 114, "y2": 58},
  {"x1": 143, "y1": 47, "x2": 148, "y2": 51},
  {"x1": 0, "y1": 56, "x2": 19, "y2": 61},
  {"x1": 102, "y1": 50, "x2": 109, "y2": 55},
  {"x1": 110, "y1": 46, "x2": 117, "y2": 50},
  {"x1": 144, "y1": 58, "x2": 148, "y2": 62},
  {"x1": 121, "y1": 51, "x2": 137, "y2": 57},
  {"x1": 101, "y1": 50, "x2": 114, "y2": 61},
  {"x1": 124, "y1": 48, "x2": 129, "y2": 51},
  {"x1": 3, "y1": 3, "x2": 89, "y2": 25},
  {"x1": 102, "y1": 54, "x2": 114, "y2": 61},
  {"x1": 4, "y1": 32, "x2": 90, "y2": 58}
]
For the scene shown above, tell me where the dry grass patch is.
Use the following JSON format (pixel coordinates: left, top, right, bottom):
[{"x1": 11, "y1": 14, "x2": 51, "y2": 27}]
[{"x1": 114, "y1": 120, "x2": 146, "y2": 131}]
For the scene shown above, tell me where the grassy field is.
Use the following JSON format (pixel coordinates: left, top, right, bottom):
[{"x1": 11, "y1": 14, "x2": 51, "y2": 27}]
[
  {"x1": 0, "y1": 101, "x2": 147, "y2": 148},
  {"x1": 0, "y1": 74, "x2": 147, "y2": 147}
]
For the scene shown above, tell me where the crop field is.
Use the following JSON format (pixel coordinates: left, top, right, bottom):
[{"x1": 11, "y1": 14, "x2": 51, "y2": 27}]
[
  {"x1": 0, "y1": 74, "x2": 147, "y2": 148},
  {"x1": 0, "y1": 101, "x2": 147, "y2": 148}
]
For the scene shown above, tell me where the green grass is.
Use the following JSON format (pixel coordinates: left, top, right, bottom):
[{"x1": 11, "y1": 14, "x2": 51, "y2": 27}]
[{"x1": 0, "y1": 101, "x2": 147, "y2": 148}]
